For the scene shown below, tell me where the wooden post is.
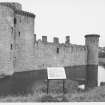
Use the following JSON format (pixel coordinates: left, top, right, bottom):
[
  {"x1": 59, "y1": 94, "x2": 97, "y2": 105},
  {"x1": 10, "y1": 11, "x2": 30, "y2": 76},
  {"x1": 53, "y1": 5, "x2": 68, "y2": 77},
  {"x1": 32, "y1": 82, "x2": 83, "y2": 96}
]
[
  {"x1": 47, "y1": 79, "x2": 49, "y2": 94},
  {"x1": 63, "y1": 79, "x2": 65, "y2": 94}
]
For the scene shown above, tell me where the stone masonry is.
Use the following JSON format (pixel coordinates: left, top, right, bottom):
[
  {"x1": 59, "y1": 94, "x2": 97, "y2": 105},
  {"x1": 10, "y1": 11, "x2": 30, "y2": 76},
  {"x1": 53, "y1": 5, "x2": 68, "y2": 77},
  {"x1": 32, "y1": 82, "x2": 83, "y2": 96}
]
[{"x1": 0, "y1": 2, "x2": 100, "y2": 87}]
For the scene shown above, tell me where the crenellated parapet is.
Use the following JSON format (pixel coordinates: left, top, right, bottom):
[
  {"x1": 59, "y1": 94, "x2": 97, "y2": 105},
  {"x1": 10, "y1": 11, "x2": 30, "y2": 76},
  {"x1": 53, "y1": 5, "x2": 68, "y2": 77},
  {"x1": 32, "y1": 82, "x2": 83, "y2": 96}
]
[
  {"x1": 53, "y1": 37, "x2": 59, "y2": 44},
  {"x1": 42, "y1": 36, "x2": 47, "y2": 43},
  {"x1": 65, "y1": 36, "x2": 70, "y2": 44},
  {"x1": 34, "y1": 35, "x2": 87, "y2": 55},
  {"x1": 35, "y1": 35, "x2": 71, "y2": 45},
  {"x1": 15, "y1": 10, "x2": 35, "y2": 18},
  {"x1": 0, "y1": 2, "x2": 35, "y2": 18},
  {"x1": 70, "y1": 44, "x2": 87, "y2": 53},
  {"x1": 0, "y1": 2, "x2": 22, "y2": 10}
]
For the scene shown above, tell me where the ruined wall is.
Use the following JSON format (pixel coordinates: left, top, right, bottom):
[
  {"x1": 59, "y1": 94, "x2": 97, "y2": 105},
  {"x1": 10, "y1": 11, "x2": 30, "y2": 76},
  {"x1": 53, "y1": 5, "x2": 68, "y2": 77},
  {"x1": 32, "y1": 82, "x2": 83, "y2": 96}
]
[
  {"x1": 0, "y1": 4, "x2": 14, "y2": 75},
  {"x1": 28, "y1": 39, "x2": 87, "y2": 70}
]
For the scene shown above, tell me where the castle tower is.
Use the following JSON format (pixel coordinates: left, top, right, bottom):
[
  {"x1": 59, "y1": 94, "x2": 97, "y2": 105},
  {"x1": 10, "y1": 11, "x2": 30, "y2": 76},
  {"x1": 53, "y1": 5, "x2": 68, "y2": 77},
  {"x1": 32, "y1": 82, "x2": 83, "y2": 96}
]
[
  {"x1": 0, "y1": 2, "x2": 22, "y2": 10},
  {"x1": 85, "y1": 34, "x2": 100, "y2": 88},
  {"x1": 0, "y1": 2, "x2": 35, "y2": 75}
]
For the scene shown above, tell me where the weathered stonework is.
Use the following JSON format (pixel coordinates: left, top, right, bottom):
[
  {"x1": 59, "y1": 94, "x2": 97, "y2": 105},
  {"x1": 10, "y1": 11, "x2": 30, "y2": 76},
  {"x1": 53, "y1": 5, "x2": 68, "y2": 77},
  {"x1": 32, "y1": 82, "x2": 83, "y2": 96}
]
[{"x1": 0, "y1": 2, "x2": 100, "y2": 88}]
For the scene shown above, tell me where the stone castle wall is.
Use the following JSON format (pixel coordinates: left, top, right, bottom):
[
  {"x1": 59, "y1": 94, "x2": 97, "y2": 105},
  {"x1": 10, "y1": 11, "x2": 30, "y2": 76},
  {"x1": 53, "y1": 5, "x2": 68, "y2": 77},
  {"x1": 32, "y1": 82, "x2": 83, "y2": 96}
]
[
  {"x1": 30, "y1": 40, "x2": 87, "y2": 70},
  {"x1": 14, "y1": 12, "x2": 35, "y2": 72},
  {"x1": 0, "y1": 2, "x2": 100, "y2": 82},
  {"x1": 0, "y1": 2, "x2": 35, "y2": 74},
  {"x1": 14, "y1": 36, "x2": 88, "y2": 72}
]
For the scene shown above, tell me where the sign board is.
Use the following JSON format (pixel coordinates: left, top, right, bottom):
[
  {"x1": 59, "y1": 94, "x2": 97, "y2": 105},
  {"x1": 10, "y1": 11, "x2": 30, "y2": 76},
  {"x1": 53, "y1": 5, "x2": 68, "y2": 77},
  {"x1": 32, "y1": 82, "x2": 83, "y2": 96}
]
[{"x1": 47, "y1": 67, "x2": 66, "y2": 79}]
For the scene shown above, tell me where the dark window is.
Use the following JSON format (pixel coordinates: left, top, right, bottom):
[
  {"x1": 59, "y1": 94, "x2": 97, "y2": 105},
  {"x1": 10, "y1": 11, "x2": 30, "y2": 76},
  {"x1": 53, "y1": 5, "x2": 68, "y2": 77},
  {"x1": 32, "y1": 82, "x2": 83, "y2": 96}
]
[
  {"x1": 11, "y1": 44, "x2": 13, "y2": 50},
  {"x1": 14, "y1": 18, "x2": 17, "y2": 24},
  {"x1": 57, "y1": 48, "x2": 59, "y2": 54},
  {"x1": 11, "y1": 27, "x2": 13, "y2": 33},
  {"x1": 19, "y1": 32, "x2": 20, "y2": 37}
]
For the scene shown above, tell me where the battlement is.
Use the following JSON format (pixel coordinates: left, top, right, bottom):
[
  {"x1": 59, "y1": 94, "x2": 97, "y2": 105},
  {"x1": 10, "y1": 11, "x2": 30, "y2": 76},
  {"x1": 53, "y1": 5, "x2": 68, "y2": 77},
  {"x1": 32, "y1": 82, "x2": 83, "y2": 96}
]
[
  {"x1": 71, "y1": 44, "x2": 87, "y2": 52},
  {"x1": 0, "y1": 2, "x2": 22, "y2": 10},
  {"x1": 15, "y1": 10, "x2": 35, "y2": 18},
  {"x1": 0, "y1": 2, "x2": 35, "y2": 18},
  {"x1": 36, "y1": 35, "x2": 71, "y2": 45},
  {"x1": 35, "y1": 35, "x2": 87, "y2": 53},
  {"x1": 85, "y1": 34, "x2": 100, "y2": 38}
]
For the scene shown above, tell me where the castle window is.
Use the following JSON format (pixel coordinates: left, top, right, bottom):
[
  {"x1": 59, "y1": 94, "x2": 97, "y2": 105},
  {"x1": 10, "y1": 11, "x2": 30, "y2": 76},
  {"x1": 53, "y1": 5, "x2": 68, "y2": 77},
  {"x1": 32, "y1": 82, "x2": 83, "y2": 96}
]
[
  {"x1": 57, "y1": 48, "x2": 59, "y2": 54},
  {"x1": 14, "y1": 18, "x2": 17, "y2": 24},
  {"x1": 19, "y1": 32, "x2": 20, "y2": 37},
  {"x1": 11, "y1": 44, "x2": 13, "y2": 50}
]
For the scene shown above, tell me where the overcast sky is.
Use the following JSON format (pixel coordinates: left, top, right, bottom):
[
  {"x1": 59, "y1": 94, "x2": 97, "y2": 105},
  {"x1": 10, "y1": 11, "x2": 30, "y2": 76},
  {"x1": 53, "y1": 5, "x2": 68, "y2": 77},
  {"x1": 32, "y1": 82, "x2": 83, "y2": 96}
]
[{"x1": 1, "y1": 0, "x2": 105, "y2": 46}]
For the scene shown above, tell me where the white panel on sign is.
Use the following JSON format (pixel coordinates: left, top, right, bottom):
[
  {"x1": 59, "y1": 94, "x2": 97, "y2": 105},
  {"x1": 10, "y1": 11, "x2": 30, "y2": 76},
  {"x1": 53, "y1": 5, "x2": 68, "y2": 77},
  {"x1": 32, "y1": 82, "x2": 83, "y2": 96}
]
[{"x1": 47, "y1": 67, "x2": 66, "y2": 79}]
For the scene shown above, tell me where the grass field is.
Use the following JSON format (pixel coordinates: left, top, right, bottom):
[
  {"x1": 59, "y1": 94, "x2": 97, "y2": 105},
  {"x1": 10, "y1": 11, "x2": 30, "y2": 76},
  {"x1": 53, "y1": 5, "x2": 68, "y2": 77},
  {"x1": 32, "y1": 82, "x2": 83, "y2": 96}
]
[
  {"x1": 0, "y1": 79, "x2": 105, "y2": 102},
  {"x1": 0, "y1": 79, "x2": 79, "y2": 102}
]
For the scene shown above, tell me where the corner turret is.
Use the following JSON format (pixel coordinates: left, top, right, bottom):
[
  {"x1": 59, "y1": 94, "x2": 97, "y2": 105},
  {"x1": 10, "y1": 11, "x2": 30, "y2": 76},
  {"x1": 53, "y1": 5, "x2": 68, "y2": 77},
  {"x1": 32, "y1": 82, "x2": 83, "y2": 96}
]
[{"x1": 85, "y1": 34, "x2": 100, "y2": 88}]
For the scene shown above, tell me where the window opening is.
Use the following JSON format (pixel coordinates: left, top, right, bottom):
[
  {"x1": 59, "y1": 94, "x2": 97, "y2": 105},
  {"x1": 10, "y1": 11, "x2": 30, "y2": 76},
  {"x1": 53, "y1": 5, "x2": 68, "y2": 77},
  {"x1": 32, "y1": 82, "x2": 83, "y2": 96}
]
[
  {"x1": 57, "y1": 48, "x2": 59, "y2": 54},
  {"x1": 14, "y1": 18, "x2": 17, "y2": 24},
  {"x1": 19, "y1": 32, "x2": 20, "y2": 37},
  {"x1": 11, "y1": 44, "x2": 13, "y2": 50}
]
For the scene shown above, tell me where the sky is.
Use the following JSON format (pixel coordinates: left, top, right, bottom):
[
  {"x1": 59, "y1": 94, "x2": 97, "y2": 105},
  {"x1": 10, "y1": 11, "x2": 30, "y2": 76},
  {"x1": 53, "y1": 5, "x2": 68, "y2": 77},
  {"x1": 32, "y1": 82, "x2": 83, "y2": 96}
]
[{"x1": 1, "y1": 0, "x2": 105, "y2": 46}]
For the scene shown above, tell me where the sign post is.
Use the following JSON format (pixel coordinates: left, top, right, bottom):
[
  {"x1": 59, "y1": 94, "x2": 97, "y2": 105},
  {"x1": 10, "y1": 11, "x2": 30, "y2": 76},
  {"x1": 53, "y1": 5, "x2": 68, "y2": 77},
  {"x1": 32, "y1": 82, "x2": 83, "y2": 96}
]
[
  {"x1": 47, "y1": 79, "x2": 49, "y2": 94},
  {"x1": 63, "y1": 79, "x2": 65, "y2": 94},
  {"x1": 47, "y1": 67, "x2": 66, "y2": 94}
]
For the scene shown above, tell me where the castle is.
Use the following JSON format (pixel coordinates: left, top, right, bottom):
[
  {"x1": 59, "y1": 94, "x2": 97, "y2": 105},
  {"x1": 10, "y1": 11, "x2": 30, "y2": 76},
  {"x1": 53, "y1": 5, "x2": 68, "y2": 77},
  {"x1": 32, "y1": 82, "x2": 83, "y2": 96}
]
[{"x1": 0, "y1": 2, "x2": 100, "y2": 88}]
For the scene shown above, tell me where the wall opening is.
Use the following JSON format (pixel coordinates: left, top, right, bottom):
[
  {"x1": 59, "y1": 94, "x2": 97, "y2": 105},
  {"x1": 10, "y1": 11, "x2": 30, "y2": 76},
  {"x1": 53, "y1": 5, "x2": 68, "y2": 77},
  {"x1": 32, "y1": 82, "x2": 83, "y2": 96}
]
[
  {"x1": 14, "y1": 18, "x2": 17, "y2": 24},
  {"x1": 11, "y1": 44, "x2": 13, "y2": 50},
  {"x1": 19, "y1": 32, "x2": 20, "y2": 37},
  {"x1": 57, "y1": 48, "x2": 59, "y2": 54}
]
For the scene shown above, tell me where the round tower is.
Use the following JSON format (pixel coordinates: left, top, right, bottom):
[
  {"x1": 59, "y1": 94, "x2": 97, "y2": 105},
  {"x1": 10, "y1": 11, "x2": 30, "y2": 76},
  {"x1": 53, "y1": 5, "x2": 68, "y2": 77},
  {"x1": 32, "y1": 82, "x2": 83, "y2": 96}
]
[{"x1": 85, "y1": 34, "x2": 100, "y2": 88}]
